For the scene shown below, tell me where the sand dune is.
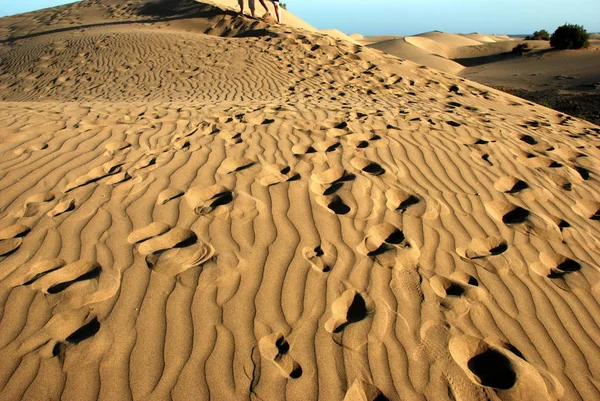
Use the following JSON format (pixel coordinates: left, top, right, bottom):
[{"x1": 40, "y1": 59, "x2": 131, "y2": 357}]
[
  {"x1": 366, "y1": 31, "x2": 517, "y2": 75},
  {"x1": 1, "y1": 2, "x2": 600, "y2": 401}
]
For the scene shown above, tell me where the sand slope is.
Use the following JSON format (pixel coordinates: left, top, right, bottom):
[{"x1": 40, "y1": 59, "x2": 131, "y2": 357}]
[
  {"x1": 366, "y1": 31, "x2": 517, "y2": 75},
  {"x1": 1, "y1": 2, "x2": 600, "y2": 401}
]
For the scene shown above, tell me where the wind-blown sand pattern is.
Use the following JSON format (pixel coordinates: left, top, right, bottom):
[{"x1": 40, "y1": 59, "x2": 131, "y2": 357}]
[{"x1": 1, "y1": 1, "x2": 600, "y2": 400}]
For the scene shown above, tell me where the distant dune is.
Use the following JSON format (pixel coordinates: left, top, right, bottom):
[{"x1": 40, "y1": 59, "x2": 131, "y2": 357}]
[{"x1": 0, "y1": 2, "x2": 600, "y2": 401}]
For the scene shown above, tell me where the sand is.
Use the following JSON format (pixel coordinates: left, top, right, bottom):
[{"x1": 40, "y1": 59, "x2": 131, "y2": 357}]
[
  {"x1": 1, "y1": 1, "x2": 600, "y2": 401},
  {"x1": 364, "y1": 31, "x2": 600, "y2": 124}
]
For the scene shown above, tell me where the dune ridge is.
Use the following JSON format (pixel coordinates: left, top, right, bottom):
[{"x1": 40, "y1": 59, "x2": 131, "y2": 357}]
[{"x1": 0, "y1": 1, "x2": 600, "y2": 401}]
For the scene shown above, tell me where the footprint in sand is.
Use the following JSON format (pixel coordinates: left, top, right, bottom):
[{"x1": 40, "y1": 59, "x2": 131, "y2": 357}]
[
  {"x1": 217, "y1": 157, "x2": 255, "y2": 174},
  {"x1": 311, "y1": 166, "x2": 347, "y2": 187},
  {"x1": 0, "y1": 223, "x2": 29, "y2": 257},
  {"x1": 311, "y1": 166, "x2": 354, "y2": 193},
  {"x1": 343, "y1": 379, "x2": 387, "y2": 401},
  {"x1": 136, "y1": 227, "x2": 197, "y2": 256},
  {"x1": 485, "y1": 200, "x2": 530, "y2": 225},
  {"x1": 146, "y1": 239, "x2": 214, "y2": 276},
  {"x1": 0, "y1": 223, "x2": 30, "y2": 240},
  {"x1": 385, "y1": 188, "x2": 424, "y2": 215},
  {"x1": 19, "y1": 192, "x2": 55, "y2": 217},
  {"x1": 127, "y1": 222, "x2": 172, "y2": 244},
  {"x1": 48, "y1": 198, "x2": 76, "y2": 217},
  {"x1": 516, "y1": 153, "x2": 562, "y2": 169},
  {"x1": 345, "y1": 133, "x2": 375, "y2": 150},
  {"x1": 494, "y1": 176, "x2": 528, "y2": 194},
  {"x1": 172, "y1": 137, "x2": 190, "y2": 150},
  {"x1": 350, "y1": 156, "x2": 385, "y2": 176},
  {"x1": 314, "y1": 138, "x2": 341, "y2": 152},
  {"x1": 130, "y1": 224, "x2": 213, "y2": 275},
  {"x1": 325, "y1": 289, "x2": 369, "y2": 333},
  {"x1": 53, "y1": 317, "x2": 101, "y2": 358},
  {"x1": 14, "y1": 142, "x2": 48, "y2": 156},
  {"x1": 357, "y1": 222, "x2": 406, "y2": 257},
  {"x1": 316, "y1": 194, "x2": 351, "y2": 215},
  {"x1": 258, "y1": 332, "x2": 302, "y2": 379},
  {"x1": 104, "y1": 141, "x2": 131, "y2": 156},
  {"x1": 24, "y1": 259, "x2": 101, "y2": 296},
  {"x1": 258, "y1": 163, "x2": 300, "y2": 186},
  {"x1": 219, "y1": 131, "x2": 243, "y2": 146},
  {"x1": 0, "y1": 238, "x2": 22, "y2": 257},
  {"x1": 292, "y1": 143, "x2": 317, "y2": 157},
  {"x1": 449, "y1": 335, "x2": 562, "y2": 399},
  {"x1": 184, "y1": 184, "x2": 234, "y2": 215},
  {"x1": 156, "y1": 188, "x2": 184, "y2": 205},
  {"x1": 302, "y1": 241, "x2": 337, "y2": 272},
  {"x1": 18, "y1": 309, "x2": 100, "y2": 359},
  {"x1": 133, "y1": 155, "x2": 157, "y2": 170},
  {"x1": 65, "y1": 160, "x2": 123, "y2": 192},
  {"x1": 105, "y1": 171, "x2": 132, "y2": 186},
  {"x1": 531, "y1": 252, "x2": 581, "y2": 279},
  {"x1": 470, "y1": 149, "x2": 492, "y2": 166},
  {"x1": 430, "y1": 272, "x2": 480, "y2": 300},
  {"x1": 456, "y1": 236, "x2": 507, "y2": 259},
  {"x1": 485, "y1": 200, "x2": 562, "y2": 241}
]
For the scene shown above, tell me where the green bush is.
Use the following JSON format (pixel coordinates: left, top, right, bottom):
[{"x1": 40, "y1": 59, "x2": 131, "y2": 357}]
[
  {"x1": 550, "y1": 24, "x2": 590, "y2": 49},
  {"x1": 525, "y1": 30, "x2": 550, "y2": 40},
  {"x1": 512, "y1": 43, "x2": 531, "y2": 53}
]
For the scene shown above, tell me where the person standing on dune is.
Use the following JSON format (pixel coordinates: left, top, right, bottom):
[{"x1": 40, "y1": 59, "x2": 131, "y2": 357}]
[
  {"x1": 270, "y1": 0, "x2": 282, "y2": 23},
  {"x1": 238, "y1": 0, "x2": 271, "y2": 19}
]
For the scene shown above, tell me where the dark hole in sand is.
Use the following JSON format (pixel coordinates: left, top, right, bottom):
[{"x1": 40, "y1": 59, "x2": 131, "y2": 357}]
[
  {"x1": 346, "y1": 294, "x2": 367, "y2": 323},
  {"x1": 508, "y1": 180, "x2": 528, "y2": 193},
  {"x1": 502, "y1": 207, "x2": 529, "y2": 225},
  {"x1": 22, "y1": 266, "x2": 63, "y2": 286},
  {"x1": 314, "y1": 246, "x2": 324, "y2": 257},
  {"x1": 467, "y1": 276, "x2": 479, "y2": 286},
  {"x1": 385, "y1": 230, "x2": 405, "y2": 244},
  {"x1": 52, "y1": 342, "x2": 63, "y2": 357},
  {"x1": 520, "y1": 135, "x2": 537, "y2": 145},
  {"x1": 557, "y1": 259, "x2": 581, "y2": 272},
  {"x1": 275, "y1": 337, "x2": 289, "y2": 354},
  {"x1": 334, "y1": 122, "x2": 348, "y2": 129},
  {"x1": 575, "y1": 166, "x2": 590, "y2": 180},
  {"x1": 324, "y1": 182, "x2": 343, "y2": 196},
  {"x1": 549, "y1": 161, "x2": 563, "y2": 168},
  {"x1": 368, "y1": 243, "x2": 392, "y2": 257},
  {"x1": 328, "y1": 198, "x2": 350, "y2": 215},
  {"x1": 467, "y1": 349, "x2": 516, "y2": 390},
  {"x1": 490, "y1": 243, "x2": 508, "y2": 255},
  {"x1": 326, "y1": 143, "x2": 341, "y2": 152},
  {"x1": 399, "y1": 195, "x2": 420, "y2": 211},
  {"x1": 290, "y1": 366, "x2": 303, "y2": 379},
  {"x1": 66, "y1": 318, "x2": 101, "y2": 344},
  {"x1": 47, "y1": 266, "x2": 101, "y2": 294},
  {"x1": 210, "y1": 191, "x2": 233, "y2": 208},
  {"x1": 356, "y1": 141, "x2": 369, "y2": 149},
  {"x1": 362, "y1": 163, "x2": 385, "y2": 175},
  {"x1": 446, "y1": 283, "x2": 465, "y2": 297}
]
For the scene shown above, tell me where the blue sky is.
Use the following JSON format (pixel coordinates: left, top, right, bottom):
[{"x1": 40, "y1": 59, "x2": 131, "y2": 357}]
[{"x1": 1, "y1": 0, "x2": 599, "y2": 36}]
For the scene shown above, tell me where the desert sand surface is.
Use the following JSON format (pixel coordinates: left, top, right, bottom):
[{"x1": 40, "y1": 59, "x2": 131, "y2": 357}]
[
  {"x1": 1, "y1": 1, "x2": 600, "y2": 401},
  {"x1": 365, "y1": 31, "x2": 600, "y2": 124}
]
